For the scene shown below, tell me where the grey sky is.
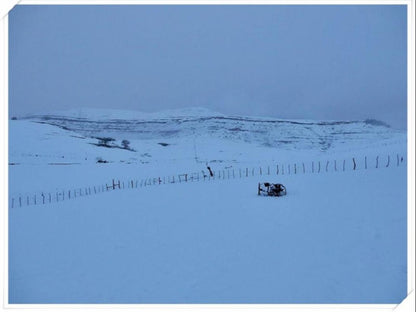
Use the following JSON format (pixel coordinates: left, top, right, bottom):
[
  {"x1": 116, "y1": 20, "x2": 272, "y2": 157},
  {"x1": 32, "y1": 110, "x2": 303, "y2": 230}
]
[{"x1": 9, "y1": 5, "x2": 407, "y2": 129}]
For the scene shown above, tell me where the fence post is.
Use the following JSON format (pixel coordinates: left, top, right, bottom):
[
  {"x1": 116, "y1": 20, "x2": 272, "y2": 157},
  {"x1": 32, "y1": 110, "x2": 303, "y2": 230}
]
[
  {"x1": 326, "y1": 161, "x2": 329, "y2": 172},
  {"x1": 397, "y1": 154, "x2": 400, "y2": 166},
  {"x1": 334, "y1": 160, "x2": 337, "y2": 171},
  {"x1": 386, "y1": 155, "x2": 390, "y2": 167},
  {"x1": 267, "y1": 166, "x2": 270, "y2": 175},
  {"x1": 276, "y1": 165, "x2": 279, "y2": 175},
  {"x1": 312, "y1": 161, "x2": 314, "y2": 173},
  {"x1": 294, "y1": 164, "x2": 297, "y2": 174},
  {"x1": 288, "y1": 164, "x2": 290, "y2": 175},
  {"x1": 365, "y1": 156, "x2": 367, "y2": 169},
  {"x1": 376, "y1": 156, "x2": 379, "y2": 168},
  {"x1": 34, "y1": 195, "x2": 36, "y2": 205},
  {"x1": 246, "y1": 168, "x2": 248, "y2": 177},
  {"x1": 19, "y1": 196, "x2": 22, "y2": 207},
  {"x1": 343, "y1": 160, "x2": 345, "y2": 171},
  {"x1": 27, "y1": 196, "x2": 29, "y2": 206},
  {"x1": 282, "y1": 165, "x2": 285, "y2": 175},
  {"x1": 353, "y1": 157, "x2": 356, "y2": 170},
  {"x1": 260, "y1": 167, "x2": 262, "y2": 175},
  {"x1": 303, "y1": 163, "x2": 305, "y2": 174},
  {"x1": 318, "y1": 161, "x2": 320, "y2": 173}
]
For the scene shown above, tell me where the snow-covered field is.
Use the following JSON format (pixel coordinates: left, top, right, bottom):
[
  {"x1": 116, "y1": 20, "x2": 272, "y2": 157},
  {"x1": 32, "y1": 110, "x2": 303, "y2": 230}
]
[{"x1": 8, "y1": 108, "x2": 408, "y2": 304}]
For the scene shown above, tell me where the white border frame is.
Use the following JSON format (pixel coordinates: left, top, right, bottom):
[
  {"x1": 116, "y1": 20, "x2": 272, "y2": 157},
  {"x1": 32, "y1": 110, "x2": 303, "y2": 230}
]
[{"x1": 1, "y1": 1, "x2": 414, "y2": 311}]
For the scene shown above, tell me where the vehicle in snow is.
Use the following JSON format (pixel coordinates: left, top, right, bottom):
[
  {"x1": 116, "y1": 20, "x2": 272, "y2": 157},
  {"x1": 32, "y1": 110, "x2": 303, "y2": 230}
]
[{"x1": 258, "y1": 182, "x2": 287, "y2": 197}]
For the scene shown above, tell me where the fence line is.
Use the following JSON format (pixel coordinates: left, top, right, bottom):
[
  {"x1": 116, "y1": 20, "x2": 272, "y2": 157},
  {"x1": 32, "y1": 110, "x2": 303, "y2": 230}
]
[{"x1": 9, "y1": 153, "x2": 406, "y2": 209}]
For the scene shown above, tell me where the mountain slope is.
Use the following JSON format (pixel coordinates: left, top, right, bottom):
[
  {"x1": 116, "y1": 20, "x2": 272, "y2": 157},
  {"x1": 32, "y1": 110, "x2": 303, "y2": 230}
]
[{"x1": 15, "y1": 107, "x2": 406, "y2": 160}]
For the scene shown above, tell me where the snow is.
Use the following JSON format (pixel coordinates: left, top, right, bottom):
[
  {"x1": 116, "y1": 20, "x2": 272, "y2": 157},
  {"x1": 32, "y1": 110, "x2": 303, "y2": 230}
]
[
  {"x1": 9, "y1": 167, "x2": 407, "y2": 303},
  {"x1": 8, "y1": 108, "x2": 408, "y2": 304}
]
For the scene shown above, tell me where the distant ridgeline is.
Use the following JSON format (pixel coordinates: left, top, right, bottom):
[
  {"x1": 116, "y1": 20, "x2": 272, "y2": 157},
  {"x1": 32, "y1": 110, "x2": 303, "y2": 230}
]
[{"x1": 22, "y1": 109, "x2": 404, "y2": 152}]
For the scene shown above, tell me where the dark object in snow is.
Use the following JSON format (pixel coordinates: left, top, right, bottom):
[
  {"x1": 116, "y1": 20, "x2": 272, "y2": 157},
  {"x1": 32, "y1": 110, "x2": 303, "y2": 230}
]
[
  {"x1": 258, "y1": 182, "x2": 287, "y2": 197},
  {"x1": 122, "y1": 139, "x2": 131, "y2": 149},
  {"x1": 207, "y1": 166, "x2": 214, "y2": 177},
  {"x1": 97, "y1": 137, "x2": 116, "y2": 147}
]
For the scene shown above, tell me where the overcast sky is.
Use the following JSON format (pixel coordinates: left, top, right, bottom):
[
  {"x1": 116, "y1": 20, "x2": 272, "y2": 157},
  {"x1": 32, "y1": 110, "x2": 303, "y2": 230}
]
[{"x1": 9, "y1": 5, "x2": 407, "y2": 129}]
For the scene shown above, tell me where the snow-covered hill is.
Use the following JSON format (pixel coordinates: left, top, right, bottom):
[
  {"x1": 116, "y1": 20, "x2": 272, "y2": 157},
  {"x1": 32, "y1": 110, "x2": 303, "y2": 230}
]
[
  {"x1": 23, "y1": 108, "x2": 403, "y2": 150},
  {"x1": 11, "y1": 107, "x2": 406, "y2": 167}
]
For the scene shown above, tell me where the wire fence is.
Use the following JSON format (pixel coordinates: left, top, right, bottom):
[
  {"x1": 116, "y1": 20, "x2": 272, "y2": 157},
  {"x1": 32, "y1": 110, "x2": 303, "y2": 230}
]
[{"x1": 9, "y1": 153, "x2": 406, "y2": 209}]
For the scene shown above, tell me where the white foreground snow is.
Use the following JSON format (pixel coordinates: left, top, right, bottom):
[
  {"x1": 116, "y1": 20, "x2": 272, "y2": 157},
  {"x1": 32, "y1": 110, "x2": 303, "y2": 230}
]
[{"x1": 9, "y1": 166, "x2": 407, "y2": 303}]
